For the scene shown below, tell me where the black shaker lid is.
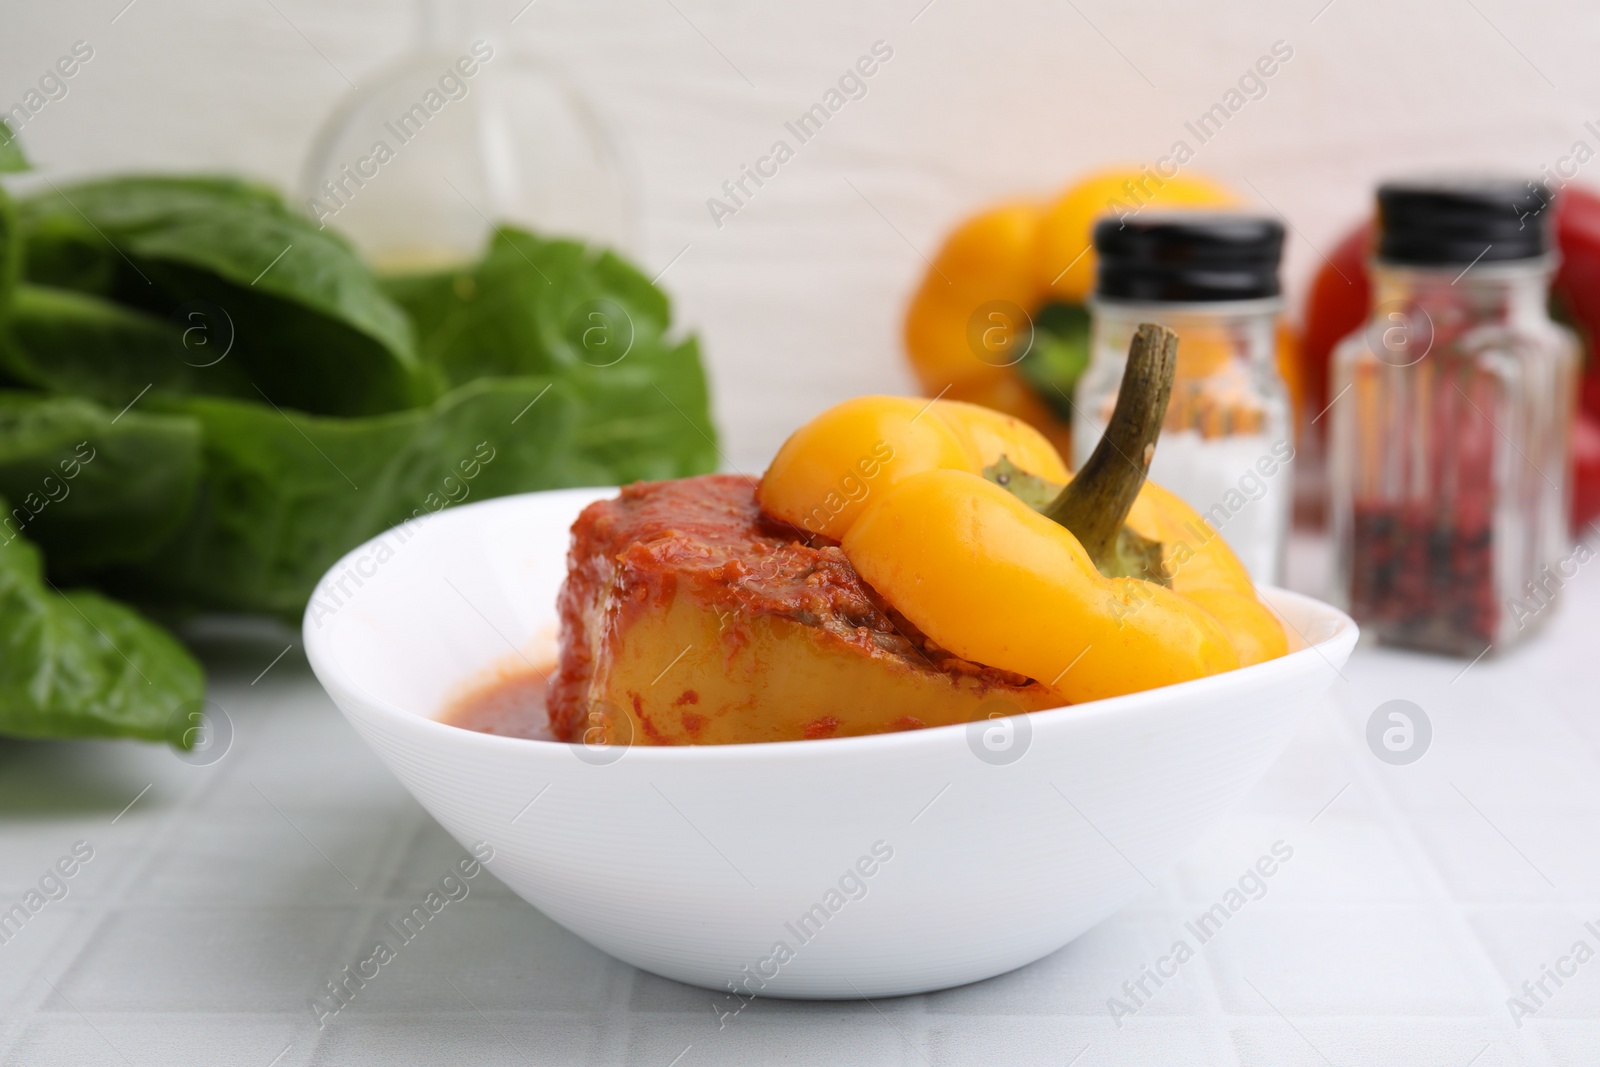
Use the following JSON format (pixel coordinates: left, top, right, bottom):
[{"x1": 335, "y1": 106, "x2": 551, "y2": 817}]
[
  {"x1": 1376, "y1": 178, "x2": 1552, "y2": 265},
  {"x1": 1093, "y1": 214, "x2": 1285, "y2": 302}
]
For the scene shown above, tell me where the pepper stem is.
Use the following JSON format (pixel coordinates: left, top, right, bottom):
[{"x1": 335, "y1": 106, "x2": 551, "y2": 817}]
[{"x1": 1042, "y1": 322, "x2": 1178, "y2": 570}]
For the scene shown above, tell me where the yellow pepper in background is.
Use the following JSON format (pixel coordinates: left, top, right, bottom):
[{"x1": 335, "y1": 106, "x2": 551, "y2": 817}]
[
  {"x1": 1034, "y1": 171, "x2": 1240, "y2": 306},
  {"x1": 902, "y1": 202, "x2": 1070, "y2": 450},
  {"x1": 901, "y1": 168, "x2": 1306, "y2": 453},
  {"x1": 761, "y1": 324, "x2": 1287, "y2": 705}
]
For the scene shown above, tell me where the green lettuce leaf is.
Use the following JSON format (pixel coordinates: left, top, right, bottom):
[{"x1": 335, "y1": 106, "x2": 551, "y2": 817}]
[
  {"x1": 383, "y1": 226, "x2": 717, "y2": 480},
  {"x1": 0, "y1": 392, "x2": 203, "y2": 574},
  {"x1": 0, "y1": 498, "x2": 202, "y2": 742},
  {"x1": 0, "y1": 193, "x2": 720, "y2": 743},
  {"x1": 107, "y1": 376, "x2": 584, "y2": 616},
  {"x1": 0, "y1": 184, "x2": 19, "y2": 322},
  {"x1": 0, "y1": 284, "x2": 265, "y2": 407},
  {"x1": 0, "y1": 119, "x2": 26, "y2": 174},
  {"x1": 16, "y1": 176, "x2": 423, "y2": 415}
]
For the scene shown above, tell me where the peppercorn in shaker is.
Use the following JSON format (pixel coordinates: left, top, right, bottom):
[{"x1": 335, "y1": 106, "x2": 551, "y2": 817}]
[
  {"x1": 1072, "y1": 215, "x2": 1294, "y2": 584},
  {"x1": 1328, "y1": 179, "x2": 1578, "y2": 656}
]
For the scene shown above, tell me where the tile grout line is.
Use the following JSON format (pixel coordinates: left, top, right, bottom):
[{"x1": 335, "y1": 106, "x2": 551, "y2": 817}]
[
  {"x1": 1318, "y1": 684, "x2": 1561, "y2": 1065},
  {"x1": 14, "y1": 749, "x2": 238, "y2": 1031},
  {"x1": 1202, "y1": 700, "x2": 1389, "y2": 1062},
  {"x1": 606, "y1": 963, "x2": 646, "y2": 1065},
  {"x1": 7, "y1": 691, "x2": 418, "y2": 1061},
  {"x1": 297, "y1": 802, "x2": 433, "y2": 1061},
  {"x1": 896, "y1": 988, "x2": 932, "y2": 1067}
]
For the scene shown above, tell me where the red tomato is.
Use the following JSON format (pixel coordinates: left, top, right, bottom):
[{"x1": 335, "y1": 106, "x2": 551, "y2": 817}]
[
  {"x1": 1555, "y1": 185, "x2": 1600, "y2": 395},
  {"x1": 1298, "y1": 223, "x2": 1370, "y2": 423},
  {"x1": 1575, "y1": 413, "x2": 1600, "y2": 536}
]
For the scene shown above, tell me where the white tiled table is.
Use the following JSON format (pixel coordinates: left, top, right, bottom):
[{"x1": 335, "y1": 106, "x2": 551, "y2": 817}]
[{"x1": 2, "y1": 537, "x2": 1598, "y2": 1066}]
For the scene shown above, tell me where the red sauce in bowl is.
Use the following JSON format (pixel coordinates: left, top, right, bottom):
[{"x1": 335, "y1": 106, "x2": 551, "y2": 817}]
[{"x1": 439, "y1": 665, "x2": 557, "y2": 741}]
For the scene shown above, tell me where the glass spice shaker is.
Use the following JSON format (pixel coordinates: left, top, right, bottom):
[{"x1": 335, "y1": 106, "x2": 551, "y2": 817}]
[
  {"x1": 1072, "y1": 215, "x2": 1294, "y2": 584},
  {"x1": 1328, "y1": 179, "x2": 1578, "y2": 656}
]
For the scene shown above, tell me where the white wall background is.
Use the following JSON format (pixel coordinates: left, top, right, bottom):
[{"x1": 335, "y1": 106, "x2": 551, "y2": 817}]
[{"x1": 4, "y1": 0, "x2": 1597, "y2": 471}]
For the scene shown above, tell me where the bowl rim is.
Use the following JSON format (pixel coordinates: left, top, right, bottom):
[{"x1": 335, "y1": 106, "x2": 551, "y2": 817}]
[{"x1": 304, "y1": 486, "x2": 1358, "y2": 766}]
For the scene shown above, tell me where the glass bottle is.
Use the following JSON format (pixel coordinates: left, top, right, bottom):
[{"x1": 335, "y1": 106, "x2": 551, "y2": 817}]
[
  {"x1": 1329, "y1": 179, "x2": 1577, "y2": 656},
  {"x1": 299, "y1": 0, "x2": 633, "y2": 271},
  {"x1": 1072, "y1": 215, "x2": 1293, "y2": 584}
]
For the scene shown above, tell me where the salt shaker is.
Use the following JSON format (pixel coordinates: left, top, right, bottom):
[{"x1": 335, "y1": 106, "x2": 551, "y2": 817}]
[{"x1": 1072, "y1": 215, "x2": 1293, "y2": 584}]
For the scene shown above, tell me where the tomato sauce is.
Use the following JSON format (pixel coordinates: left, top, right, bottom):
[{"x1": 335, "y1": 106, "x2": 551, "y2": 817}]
[{"x1": 438, "y1": 665, "x2": 557, "y2": 741}]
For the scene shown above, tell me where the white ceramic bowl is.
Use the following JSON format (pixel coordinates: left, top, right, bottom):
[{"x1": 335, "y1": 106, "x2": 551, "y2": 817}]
[{"x1": 304, "y1": 487, "x2": 1357, "y2": 999}]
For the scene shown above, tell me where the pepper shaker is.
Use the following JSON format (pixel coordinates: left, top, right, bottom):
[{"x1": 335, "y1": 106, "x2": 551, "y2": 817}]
[{"x1": 1328, "y1": 179, "x2": 1578, "y2": 655}]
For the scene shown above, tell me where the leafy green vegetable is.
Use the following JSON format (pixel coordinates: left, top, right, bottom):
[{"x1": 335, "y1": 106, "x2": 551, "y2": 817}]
[
  {"x1": 0, "y1": 119, "x2": 26, "y2": 174},
  {"x1": 87, "y1": 227, "x2": 717, "y2": 618},
  {"x1": 17, "y1": 176, "x2": 423, "y2": 415},
  {"x1": 0, "y1": 284, "x2": 262, "y2": 407},
  {"x1": 0, "y1": 185, "x2": 19, "y2": 324},
  {"x1": 107, "y1": 376, "x2": 579, "y2": 616},
  {"x1": 384, "y1": 227, "x2": 716, "y2": 480},
  {"x1": 0, "y1": 182, "x2": 719, "y2": 744},
  {"x1": 1018, "y1": 301, "x2": 1091, "y2": 421},
  {"x1": 0, "y1": 498, "x2": 202, "y2": 742},
  {"x1": 384, "y1": 229, "x2": 670, "y2": 388},
  {"x1": 0, "y1": 392, "x2": 202, "y2": 573}
]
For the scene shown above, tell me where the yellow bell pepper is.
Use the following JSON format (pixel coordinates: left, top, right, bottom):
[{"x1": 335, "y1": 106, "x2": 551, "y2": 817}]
[
  {"x1": 843, "y1": 469, "x2": 1242, "y2": 703},
  {"x1": 761, "y1": 323, "x2": 1287, "y2": 704},
  {"x1": 758, "y1": 394, "x2": 1067, "y2": 541},
  {"x1": 903, "y1": 169, "x2": 1239, "y2": 454},
  {"x1": 1123, "y1": 480, "x2": 1288, "y2": 668}
]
